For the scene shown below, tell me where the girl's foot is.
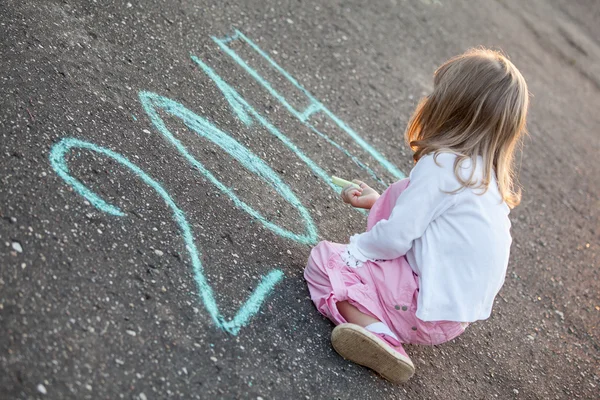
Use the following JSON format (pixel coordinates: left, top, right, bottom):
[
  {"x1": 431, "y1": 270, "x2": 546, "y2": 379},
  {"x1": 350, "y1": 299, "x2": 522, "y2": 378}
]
[{"x1": 331, "y1": 323, "x2": 415, "y2": 383}]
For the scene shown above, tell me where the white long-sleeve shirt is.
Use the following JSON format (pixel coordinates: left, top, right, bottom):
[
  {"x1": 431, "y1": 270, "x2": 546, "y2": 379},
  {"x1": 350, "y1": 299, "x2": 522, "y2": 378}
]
[{"x1": 348, "y1": 152, "x2": 512, "y2": 322}]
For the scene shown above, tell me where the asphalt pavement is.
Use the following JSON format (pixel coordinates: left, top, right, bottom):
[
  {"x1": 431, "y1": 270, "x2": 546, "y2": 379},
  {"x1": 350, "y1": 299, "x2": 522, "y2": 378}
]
[{"x1": 1, "y1": 0, "x2": 599, "y2": 399}]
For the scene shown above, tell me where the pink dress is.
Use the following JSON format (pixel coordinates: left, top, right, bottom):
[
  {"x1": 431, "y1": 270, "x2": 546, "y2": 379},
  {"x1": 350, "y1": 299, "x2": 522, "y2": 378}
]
[{"x1": 304, "y1": 178, "x2": 466, "y2": 345}]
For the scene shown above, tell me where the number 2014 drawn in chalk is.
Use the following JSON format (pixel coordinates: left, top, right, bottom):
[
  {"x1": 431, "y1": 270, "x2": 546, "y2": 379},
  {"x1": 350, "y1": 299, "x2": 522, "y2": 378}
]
[{"x1": 49, "y1": 30, "x2": 405, "y2": 335}]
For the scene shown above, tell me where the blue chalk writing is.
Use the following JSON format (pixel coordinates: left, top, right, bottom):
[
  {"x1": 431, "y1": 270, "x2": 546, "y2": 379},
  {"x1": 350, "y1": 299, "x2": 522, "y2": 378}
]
[
  {"x1": 138, "y1": 91, "x2": 318, "y2": 245},
  {"x1": 190, "y1": 55, "x2": 342, "y2": 195},
  {"x1": 49, "y1": 137, "x2": 284, "y2": 335},
  {"x1": 49, "y1": 30, "x2": 407, "y2": 336},
  {"x1": 213, "y1": 30, "x2": 406, "y2": 184}
]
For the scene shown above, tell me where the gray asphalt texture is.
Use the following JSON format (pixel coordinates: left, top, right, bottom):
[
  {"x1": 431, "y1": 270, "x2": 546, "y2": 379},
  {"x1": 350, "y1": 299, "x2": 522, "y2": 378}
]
[{"x1": 1, "y1": 0, "x2": 599, "y2": 399}]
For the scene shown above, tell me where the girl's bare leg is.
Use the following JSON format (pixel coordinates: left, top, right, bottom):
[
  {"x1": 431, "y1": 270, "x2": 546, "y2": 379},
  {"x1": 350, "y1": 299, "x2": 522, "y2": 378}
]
[{"x1": 337, "y1": 301, "x2": 381, "y2": 327}]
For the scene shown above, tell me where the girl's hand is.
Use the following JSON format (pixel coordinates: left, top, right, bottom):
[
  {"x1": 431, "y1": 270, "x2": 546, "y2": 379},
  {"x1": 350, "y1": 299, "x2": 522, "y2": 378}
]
[{"x1": 341, "y1": 180, "x2": 380, "y2": 209}]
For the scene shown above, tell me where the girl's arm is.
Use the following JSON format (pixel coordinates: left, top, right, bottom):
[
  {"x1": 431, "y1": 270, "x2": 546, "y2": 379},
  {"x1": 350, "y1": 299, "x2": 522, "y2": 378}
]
[{"x1": 349, "y1": 154, "x2": 457, "y2": 261}]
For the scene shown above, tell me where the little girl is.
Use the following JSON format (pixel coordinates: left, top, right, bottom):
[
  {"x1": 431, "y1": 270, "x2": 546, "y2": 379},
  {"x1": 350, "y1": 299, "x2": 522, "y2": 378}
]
[{"x1": 304, "y1": 48, "x2": 529, "y2": 383}]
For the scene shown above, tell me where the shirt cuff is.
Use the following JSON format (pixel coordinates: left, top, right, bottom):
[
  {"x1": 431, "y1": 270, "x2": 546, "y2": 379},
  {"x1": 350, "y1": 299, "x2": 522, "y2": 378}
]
[{"x1": 347, "y1": 235, "x2": 372, "y2": 263}]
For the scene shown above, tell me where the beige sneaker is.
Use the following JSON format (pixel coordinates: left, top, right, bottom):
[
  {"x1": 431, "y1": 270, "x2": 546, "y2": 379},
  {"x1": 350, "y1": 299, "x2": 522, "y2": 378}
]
[{"x1": 331, "y1": 323, "x2": 415, "y2": 383}]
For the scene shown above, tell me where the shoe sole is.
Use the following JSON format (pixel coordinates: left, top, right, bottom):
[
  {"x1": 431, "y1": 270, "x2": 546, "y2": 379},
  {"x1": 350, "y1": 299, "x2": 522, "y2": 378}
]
[{"x1": 331, "y1": 323, "x2": 415, "y2": 384}]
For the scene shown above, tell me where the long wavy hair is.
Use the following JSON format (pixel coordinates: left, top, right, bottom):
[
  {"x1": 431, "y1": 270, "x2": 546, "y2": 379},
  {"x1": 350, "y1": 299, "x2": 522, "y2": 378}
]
[{"x1": 406, "y1": 48, "x2": 529, "y2": 208}]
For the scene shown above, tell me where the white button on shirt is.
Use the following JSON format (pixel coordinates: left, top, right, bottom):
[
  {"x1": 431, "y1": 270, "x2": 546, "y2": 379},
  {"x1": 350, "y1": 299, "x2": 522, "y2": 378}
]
[{"x1": 348, "y1": 152, "x2": 512, "y2": 323}]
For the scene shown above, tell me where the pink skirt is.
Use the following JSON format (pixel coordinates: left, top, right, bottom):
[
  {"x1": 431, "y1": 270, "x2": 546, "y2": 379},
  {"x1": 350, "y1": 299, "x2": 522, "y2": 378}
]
[{"x1": 304, "y1": 179, "x2": 466, "y2": 345}]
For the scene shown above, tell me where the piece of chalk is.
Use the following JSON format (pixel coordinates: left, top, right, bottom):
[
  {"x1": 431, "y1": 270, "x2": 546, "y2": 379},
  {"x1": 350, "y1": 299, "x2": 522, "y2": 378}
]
[{"x1": 331, "y1": 176, "x2": 361, "y2": 189}]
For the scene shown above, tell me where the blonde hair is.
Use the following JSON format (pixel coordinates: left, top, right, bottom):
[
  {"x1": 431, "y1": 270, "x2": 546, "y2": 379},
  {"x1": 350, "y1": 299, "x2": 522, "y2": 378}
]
[{"x1": 406, "y1": 48, "x2": 529, "y2": 208}]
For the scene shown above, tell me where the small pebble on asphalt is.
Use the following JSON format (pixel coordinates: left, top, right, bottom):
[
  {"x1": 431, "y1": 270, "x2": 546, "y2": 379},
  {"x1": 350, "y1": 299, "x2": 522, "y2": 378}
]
[
  {"x1": 11, "y1": 241, "x2": 22, "y2": 253},
  {"x1": 37, "y1": 384, "x2": 47, "y2": 394}
]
